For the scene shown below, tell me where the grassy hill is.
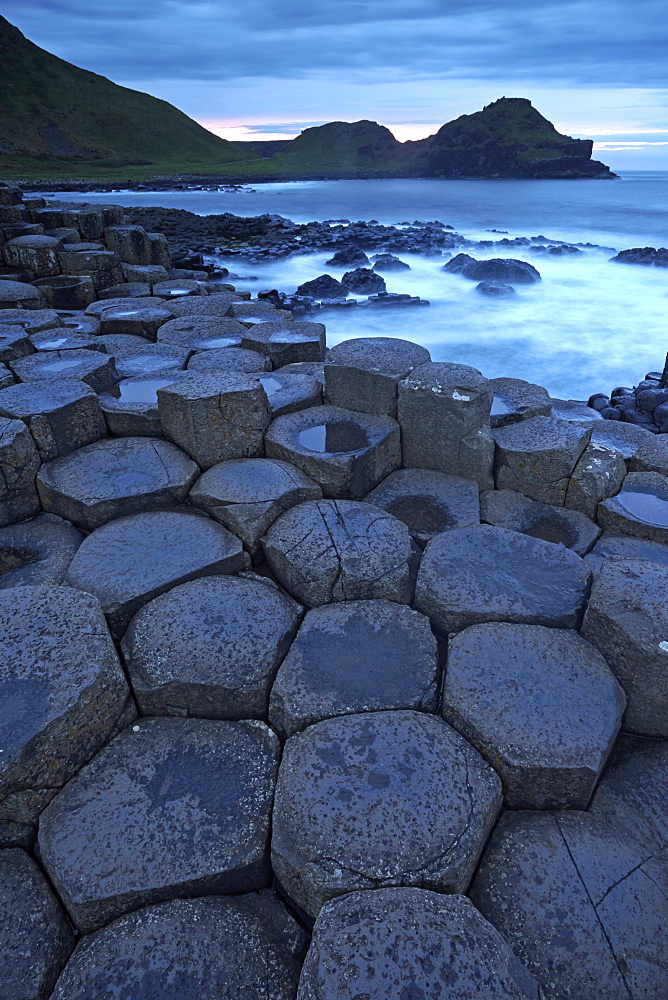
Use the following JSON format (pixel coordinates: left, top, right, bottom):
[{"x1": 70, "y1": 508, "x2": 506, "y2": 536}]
[{"x1": 0, "y1": 15, "x2": 247, "y2": 179}]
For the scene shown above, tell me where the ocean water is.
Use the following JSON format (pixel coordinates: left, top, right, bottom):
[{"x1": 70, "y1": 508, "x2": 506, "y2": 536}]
[{"x1": 55, "y1": 174, "x2": 668, "y2": 398}]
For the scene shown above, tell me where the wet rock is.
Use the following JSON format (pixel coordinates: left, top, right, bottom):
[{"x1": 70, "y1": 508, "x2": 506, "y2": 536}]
[
  {"x1": 263, "y1": 499, "x2": 418, "y2": 607},
  {"x1": 98, "y1": 374, "x2": 187, "y2": 437},
  {"x1": 298, "y1": 888, "x2": 540, "y2": 1000},
  {"x1": 0, "y1": 513, "x2": 82, "y2": 589},
  {"x1": 326, "y1": 246, "x2": 369, "y2": 266},
  {"x1": 3, "y1": 235, "x2": 62, "y2": 278},
  {"x1": 152, "y1": 278, "x2": 205, "y2": 298},
  {"x1": 564, "y1": 441, "x2": 627, "y2": 519},
  {"x1": 0, "y1": 365, "x2": 13, "y2": 390},
  {"x1": 0, "y1": 586, "x2": 132, "y2": 846},
  {"x1": 581, "y1": 557, "x2": 668, "y2": 737},
  {"x1": 122, "y1": 574, "x2": 301, "y2": 718},
  {"x1": 589, "y1": 420, "x2": 656, "y2": 462},
  {"x1": 475, "y1": 280, "x2": 516, "y2": 296},
  {"x1": 444, "y1": 623, "x2": 625, "y2": 808},
  {"x1": 444, "y1": 254, "x2": 541, "y2": 283},
  {"x1": 272, "y1": 710, "x2": 501, "y2": 917},
  {"x1": 50, "y1": 893, "x2": 305, "y2": 1000},
  {"x1": 0, "y1": 417, "x2": 41, "y2": 528},
  {"x1": 470, "y1": 810, "x2": 668, "y2": 1000},
  {"x1": 597, "y1": 470, "x2": 668, "y2": 542},
  {"x1": 481, "y1": 488, "x2": 601, "y2": 555},
  {"x1": 190, "y1": 457, "x2": 322, "y2": 560},
  {"x1": 372, "y1": 252, "x2": 410, "y2": 270},
  {"x1": 550, "y1": 397, "x2": 603, "y2": 424},
  {"x1": 158, "y1": 372, "x2": 271, "y2": 469},
  {"x1": 0, "y1": 281, "x2": 45, "y2": 310},
  {"x1": 627, "y1": 433, "x2": 668, "y2": 475},
  {"x1": 296, "y1": 275, "x2": 349, "y2": 299},
  {"x1": 98, "y1": 304, "x2": 173, "y2": 339},
  {"x1": 0, "y1": 308, "x2": 61, "y2": 333},
  {"x1": 489, "y1": 377, "x2": 552, "y2": 427},
  {"x1": 99, "y1": 281, "x2": 152, "y2": 299},
  {"x1": 584, "y1": 529, "x2": 668, "y2": 572},
  {"x1": 415, "y1": 525, "x2": 590, "y2": 636},
  {"x1": 231, "y1": 301, "x2": 293, "y2": 325},
  {"x1": 398, "y1": 361, "x2": 494, "y2": 489},
  {"x1": 0, "y1": 848, "x2": 74, "y2": 1000},
  {"x1": 36, "y1": 437, "x2": 199, "y2": 529},
  {"x1": 10, "y1": 349, "x2": 120, "y2": 393},
  {"x1": 85, "y1": 296, "x2": 160, "y2": 318},
  {"x1": 0, "y1": 380, "x2": 106, "y2": 461},
  {"x1": 187, "y1": 347, "x2": 270, "y2": 373},
  {"x1": 256, "y1": 371, "x2": 322, "y2": 416},
  {"x1": 157, "y1": 315, "x2": 246, "y2": 350},
  {"x1": 324, "y1": 336, "x2": 430, "y2": 417},
  {"x1": 39, "y1": 717, "x2": 280, "y2": 931},
  {"x1": 364, "y1": 467, "x2": 479, "y2": 546},
  {"x1": 30, "y1": 327, "x2": 102, "y2": 353},
  {"x1": 240, "y1": 321, "x2": 327, "y2": 368},
  {"x1": 122, "y1": 263, "x2": 169, "y2": 284},
  {"x1": 0, "y1": 326, "x2": 34, "y2": 363},
  {"x1": 269, "y1": 600, "x2": 438, "y2": 738},
  {"x1": 610, "y1": 246, "x2": 668, "y2": 267},
  {"x1": 164, "y1": 291, "x2": 241, "y2": 317},
  {"x1": 340, "y1": 268, "x2": 386, "y2": 294},
  {"x1": 493, "y1": 416, "x2": 592, "y2": 504},
  {"x1": 65, "y1": 510, "x2": 244, "y2": 637},
  {"x1": 110, "y1": 343, "x2": 190, "y2": 379},
  {"x1": 265, "y1": 405, "x2": 400, "y2": 499}
]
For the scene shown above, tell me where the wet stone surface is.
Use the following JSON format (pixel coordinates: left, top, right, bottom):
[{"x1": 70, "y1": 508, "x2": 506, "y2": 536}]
[
  {"x1": 0, "y1": 417, "x2": 41, "y2": 528},
  {"x1": 480, "y1": 488, "x2": 601, "y2": 555},
  {"x1": 110, "y1": 343, "x2": 190, "y2": 379},
  {"x1": 0, "y1": 586, "x2": 132, "y2": 846},
  {"x1": 99, "y1": 373, "x2": 188, "y2": 437},
  {"x1": 10, "y1": 349, "x2": 120, "y2": 393},
  {"x1": 269, "y1": 600, "x2": 439, "y2": 738},
  {"x1": 0, "y1": 379, "x2": 106, "y2": 461},
  {"x1": 324, "y1": 336, "x2": 431, "y2": 417},
  {"x1": 157, "y1": 315, "x2": 246, "y2": 350},
  {"x1": 364, "y1": 467, "x2": 480, "y2": 546},
  {"x1": 597, "y1": 470, "x2": 668, "y2": 542},
  {"x1": 298, "y1": 888, "x2": 541, "y2": 1000},
  {"x1": 584, "y1": 528, "x2": 668, "y2": 572},
  {"x1": 489, "y1": 377, "x2": 552, "y2": 427},
  {"x1": 444, "y1": 623, "x2": 625, "y2": 809},
  {"x1": 0, "y1": 513, "x2": 82, "y2": 589},
  {"x1": 187, "y1": 346, "x2": 270, "y2": 373},
  {"x1": 493, "y1": 415, "x2": 592, "y2": 505},
  {"x1": 272, "y1": 710, "x2": 502, "y2": 917},
  {"x1": 257, "y1": 371, "x2": 323, "y2": 417},
  {"x1": 263, "y1": 499, "x2": 419, "y2": 608},
  {"x1": 240, "y1": 321, "x2": 326, "y2": 368},
  {"x1": 122, "y1": 574, "x2": 302, "y2": 719},
  {"x1": 50, "y1": 894, "x2": 306, "y2": 1000},
  {"x1": 39, "y1": 716, "x2": 281, "y2": 932}
]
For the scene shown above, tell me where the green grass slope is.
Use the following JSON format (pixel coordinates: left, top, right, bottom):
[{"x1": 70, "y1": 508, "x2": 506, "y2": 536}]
[{"x1": 0, "y1": 15, "x2": 246, "y2": 178}]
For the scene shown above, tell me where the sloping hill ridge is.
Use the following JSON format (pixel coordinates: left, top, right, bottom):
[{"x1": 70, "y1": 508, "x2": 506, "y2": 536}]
[{"x1": 0, "y1": 15, "x2": 246, "y2": 174}]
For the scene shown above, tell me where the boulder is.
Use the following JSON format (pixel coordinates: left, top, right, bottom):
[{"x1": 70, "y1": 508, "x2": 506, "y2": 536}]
[
  {"x1": 325, "y1": 246, "x2": 369, "y2": 266},
  {"x1": 493, "y1": 415, "x2": 592, "y2": 504},
  {"x1": 480, "y1": 488, "x2": 601, "y2": 555},
  {"x1": 324, "y1": 336, "x2": 430, "y2": 417},
  {"x1": 296, "y1": 274, "x2": 348, "y2": 299},
  {"x1": 272, "y1": 711, "x2": 501, "y2": 917},
  {"x1": 372, "y1": 252, "x2": 410, "y2": 270},
  {"x1": 475, "y1": 280, "x2": 516, "y2": 296},
  {"x1": 444, "y1": 253, "x2": 541, "y2": 283},
  {"x1": 340, "y1": 267, "x2": 386, "y2": 294},
  {"x1": 0, "y1": 513, "x2": 83, "y2": 589},
  {"x1": 0, "y1": 417, "x2": 41, "y2": 528},
  {"x1": 39, "y1": 717, "x2": 280, "y2": 931},
  {"x1": 0, "y1": 380, "x2": 106, "y2": 462}
]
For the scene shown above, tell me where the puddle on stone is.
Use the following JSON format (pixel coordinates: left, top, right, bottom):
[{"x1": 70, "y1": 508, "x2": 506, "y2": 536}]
[
  {"x1": 298, "y1": 421, "x2": 369, "y2": 453},
  {"x1": 40, "y1": 358, "x2": 85, "y2": 372},
  {"x1": 267, "y1": 331, "x2": 310, "y2": 343},
  {"x1": 163, "y1": 289, "x2": 191, "y2": 297},
  {"x1": 111, "y1": 378, "x2": 178, "y2": 403},
  {"x1": 258, "y1": 375, "x2": 284, "y2": 395},
  {"x1": 36, "y1": 337, "x2": 69, "y2": 349},
  {"x1": 386, "y1": 495, "x2": 451, "y2": 534},
  {"x1": 192, "y1": 337, "x2": 240, "y2": 349},
  {"x1": 491, "y1": 395, "x2": 513, "y2": 416},
  {"x1": 121, "y1": 355, "x2": 175, "y2": 374},
  {"x1": 240, "y1": 315, "x2": 274, "y2": 325},
  {"x1": 617, "y1": 490, "x2": 668, "y2": 528},
  {"x1": 107, "y1": 310, "x2": 139, "y2": 319}
]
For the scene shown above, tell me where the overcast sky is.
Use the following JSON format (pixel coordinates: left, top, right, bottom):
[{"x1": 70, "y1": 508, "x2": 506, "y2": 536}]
[{"x1": 5, "y1": 0, "x2": 668, "y2": 168}]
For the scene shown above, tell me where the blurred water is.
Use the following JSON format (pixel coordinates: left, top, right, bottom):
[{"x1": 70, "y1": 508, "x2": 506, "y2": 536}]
[{"x1": 55, "y1": 175, "x2": 668, "y2": 398}]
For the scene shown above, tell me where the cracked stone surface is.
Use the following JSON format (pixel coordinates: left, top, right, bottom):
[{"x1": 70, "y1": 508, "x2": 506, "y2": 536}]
[
  {"x1": 324, "y1": 337, "x2": 431, "y2": 417},
  {"x1": 50, "y1": 893, "x2": 306, "y2": 1000},
  {"x1": 493, "y1": 415, "x2": 592, "y2": 505},
  {"x1": 190, "y1": 457, "x2": 322, "y2": 560},
  {"x1": 265, "y1": 404, "x2": 400, "y2": 499},
  {"x1": 297, "y1": 888, "x2": 541, "y2": 1000},
  {"x1": 470, "y1": 809, "x2": 668, "y2": 1000},
  {"x1": 480, "y1": 488, "x2": 601, "y2": 556},
  {"x1": 581, "y1": 557, "x2": 668, "y2": 737},
  {"x1": 0, "y1": 848, "x2": 74, "y2": 1000},
  {"x1": 10, "y1": 350, "x2": 120, "y2": 393},
  {"x1": 98, "y1": 373, "x2": 189, "y2": 437},
  {"x1": 398, "y1": 361, "x2": 494, "y2": 489},
  {"x1": 364, "y1": 468, "x2": 480, "y2": 547},
  {"x1": 269, "y1": 600, "x2": 439, "y2": 738},
  {"x1": 122, "y1": 574, "x2": 302, "y2": 719},
  {"x1": 263, "y1": 499, "x2": 419, "y2": 607},
  {"x1": 36, "y1": 436, "x2": 199, "y2": 529},
  {"x1": 158, "y1": 372, "x2": 271, "y2": 469},
  {"x1": 443, "y1": 623, "x2": 625, "y2": 809},
  {"x1": 0, "y1": 513, "x2": 82, "y2": 589},
  {"x1": 0, "y1": 586, "x2": 133, "y2": 847},
  {"x1": 564, "y1": 441, "x2": 627, "y2": 520},
  {"x1": 597, "y1": 471, "x2": 668, "y2": 543},
  {"x1": 39, "y1": 717, "x2": 280, "y2": 932},
  {"x1": 239, "y1": 321, "x2": 326, "y2": 368},
  {"x1": 65, "y1": 510, "x2": 244, "y2": 637},
  {"x1": 271, "y1": 710, "x2": 502, "y2": 917},
  {"x1": 489, "y1": 377, "x2": 552, "y2": 428},
  {"x1": 0, "y1": 380, "x2": 106, "y2": 461},
  {"x1": 584, "y1": 530, "x2": 668, "y2": 572},
  {"x1": 0, "y1": 417, "x2": 41, "y2": 528},
  {"x1": 256, "y1": 371, "x2": 323, "y2": 417},
  {"x1": 415, "y1": 525, "x2": 591, "y2": 636}
]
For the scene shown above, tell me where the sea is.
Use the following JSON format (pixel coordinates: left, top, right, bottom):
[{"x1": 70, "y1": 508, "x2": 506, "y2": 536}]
[{"x1": 55, "y1": 173, "x2": 668, "y2": 400}]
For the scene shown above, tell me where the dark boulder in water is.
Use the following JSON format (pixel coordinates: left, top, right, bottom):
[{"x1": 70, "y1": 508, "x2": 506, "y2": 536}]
[
  {"x1": 372, "y1": 253, "x2": 411, "y2": 271},
  {"x1": 325, "y1": 246, "x2": 369, "y2": 267},
  {"x1": 610, "y1": 247, "x2": 668, "y2": 267},
  {"x1": 475, "y1": 280, "x2": 516, "y2": 297},
  {"x1": 341, "y1": 268, "x2": 386, "y2": 294},
  {"x1": 443, "y1": 253, "x2": 541, "y2": 284},
  {"x1": 296, "y1": 274, "x2": 349, "y2": 299}
]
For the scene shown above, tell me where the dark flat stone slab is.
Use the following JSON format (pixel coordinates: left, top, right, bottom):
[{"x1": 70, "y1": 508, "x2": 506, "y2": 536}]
[
  {"x1": 364, "y1": 467, "x2": 480, "y2": 546},
  {"x1": 0, "y1": 513, "x2": 82, "y2": 589},
  {"x1": 480, "y1": 488, "x2": 601, "y2": 555}
]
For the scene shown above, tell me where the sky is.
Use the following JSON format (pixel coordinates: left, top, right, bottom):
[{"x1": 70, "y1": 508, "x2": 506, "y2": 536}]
[{"x1": 4, "y1": 0, "x2": 668, "y2": 168}]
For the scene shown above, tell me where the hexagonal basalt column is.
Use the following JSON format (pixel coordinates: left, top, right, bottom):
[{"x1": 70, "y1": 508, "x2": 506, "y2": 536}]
[
  {"x1": 39, "y1": 717, "x2": 280, "y2": 932},
  {"x1": 187, "y1": 347, "x2": 269, "y2": 374},
  {"x1": 0, "y1": 417, "x2": 41, "y2": 528},
  {"x1": 164, "y1": 291, "x2": 240, "y2": 318},
  {"x1": 50, "y1": 894, "x2": 305, "y2": 1000},
  {"x1": 0, "y1": 513, "x2": 83, "y2": 589},
  {"x1": 480, "y1": 489, "x2": 601, "y2": 556},
  {"x1": 0, "y1": 281, "x2": 46, "y2": 311},
  {"x1": 190, "y1": 457, "x2": 322, "y2": 560},
  {"x1": 489, "y1": 376, "x2": 552, "y2": 427},
  {"x1": 240, "y1": 321, "x2": 326, "y2": 368},
  {"x1": 0, "y1": 849, "x2": 74, "y2": 1000},
  {"x1": 263, "y1": 499, "x2": 419, "y2": 607},
  {"x1": 585, "y1": 530, "x2": 668, "y2": 573},
  {"x1": 364, "y1": 468, "x2": 479, "y2": 547},
  {"x1": 158, "y1": 372, "x2": 271, "y2": 469},
  {"x1": 122, "y1": 575, "x2": 302, "y2": 719},
  {"x1": 98, "y1": 303, "x2": 172, "y2": 338},
  {"x1": 3, "y1": 235, "x2": 62, "y2": 277},
  {"x1": 271, "y1": 710, "x2": 501, "y2": 917},
  {"x1": 256, "y1": 370, "x2": 322, "y2": 416},
  {"x1": 36, "y1": 436, "x2": 199, "y2": 529},
  {"x1": 264, "y1": 405, "x2": 400, "y2": 499},
  {"x1": 564, "y1": 441, "x2": 626, "y2": 519},
  {"x1": 298, "y1": 889, "x2": 540, "y2": 1000},
  {"x1": 109, "y1": 343, "x2": 190, "y2": 379},
  {"x1": 99, "y1": 374, "x2": 188, "y2": 437},
  {"x1": 65, "y1": 510, "x2": 244, "y2": 638},
  {"x1": 10, "y1": 349, "x2": 120, "y2": 393},
  {"x1": 493, "y1": 416, "x2": 592, "y2": 505},
  {"x1": 443, "y1": 623, "x2": 625, "y2": 809},
  {"x1": 398, "y1": 361, "x2": 494, "y2": 489},
  {"x1": 0, "y1": 326, "x2": 34, "y2": 363},
  {"x1": 0, "y1": 586, "x2": 133, "y2": 846},
  {"x1": 597, "y1": 471, "x2": 668, "y2": 543},
  {"x1": 0, "y1": 380, "x2": 106, "y2": 462},
  {"x1": 581, "y1": 557, "x2": 668, "y2": 737},
  {"x1": 269, "y1": 600, "x2": 439, "y2": 737},
  {"x1": 324, "y1": 337, "x2": 431, "y2": 417},
  {"x1": 415, "y1": 525, "x2": 591, "y2": 636},
  {"x1": 157, "y1": 315, "x2": 246, "y2": 350}
]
